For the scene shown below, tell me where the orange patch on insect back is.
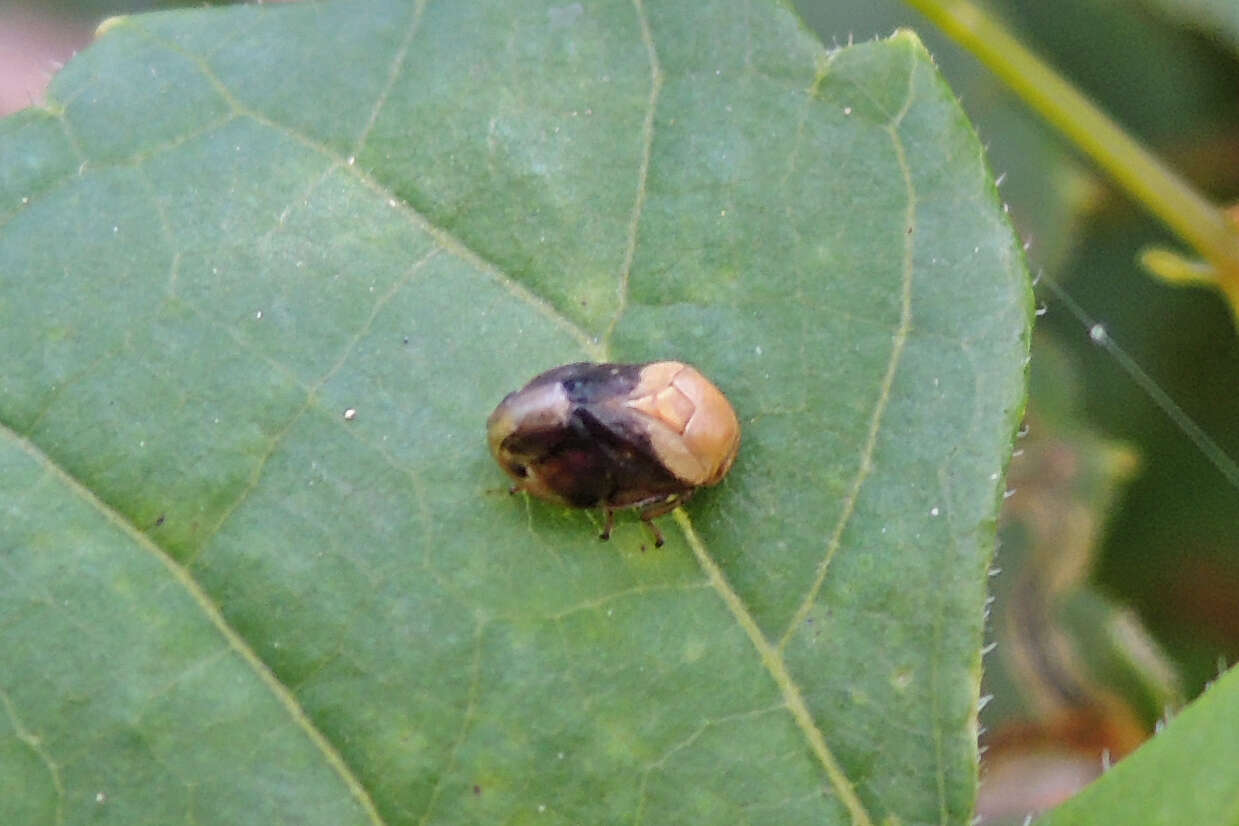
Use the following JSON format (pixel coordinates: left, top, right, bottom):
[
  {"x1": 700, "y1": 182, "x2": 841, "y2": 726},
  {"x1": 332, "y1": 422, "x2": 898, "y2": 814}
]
[
  {"x1": 672, "y1": 368, "x2": 740, "y2": 485},
  {"x1": 627, "y1": 385, "x2": 696, "y2": 434}
]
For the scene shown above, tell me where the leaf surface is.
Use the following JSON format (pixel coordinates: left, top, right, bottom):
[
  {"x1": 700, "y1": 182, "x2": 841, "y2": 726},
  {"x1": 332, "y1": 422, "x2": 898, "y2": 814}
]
[
  {"x1": 0, "y1": 2, "x2": 1030, "y2": 824},
  {"x1": 1036, "y1": 665, "x2": 1239, "y2": 826}
]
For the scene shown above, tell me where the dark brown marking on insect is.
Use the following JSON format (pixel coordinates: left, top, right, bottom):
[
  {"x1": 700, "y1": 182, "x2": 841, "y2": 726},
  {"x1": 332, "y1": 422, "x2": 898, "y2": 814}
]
[
  {"x1": 502, "y1": 403, "x2": 682, "y2": 510},
  {"x1": 523, "y1": 362, "x2": 644, "y2": 406}
]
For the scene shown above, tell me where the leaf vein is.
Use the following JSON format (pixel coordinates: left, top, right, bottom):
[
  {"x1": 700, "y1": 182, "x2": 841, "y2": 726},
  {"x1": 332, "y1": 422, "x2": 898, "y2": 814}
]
[
  {"x1": 604, "y1": 0, "x2": 663, "y2": 348},
  {"x1": 187, "y1": 247, "x2": 442, "y2": 565},
  {"x1": 776, "y1": 75, "x2": 919, "y2": 654},
  {"x1": 673, "y1": 510, "x2": 873, "y2": 826},
  {"x1": 127, "y1": 19, "x2": 602, "y2": 360},
  {"x1": 546, "y1": 581, "x2": 711, "y2": 622},
  {"x1": 352, "y1": 0, "x2": 427, "y2": 159},
  {"x1": 0, "y1": 687, "x2": 65, "y2": 823},
  {"x1": 2, "y1": 424, "x2": 388, "y2": 826},
  {"x1": 0, "y1": 111, "x2": 241, "y2": 236},
  {"x1": 417, "y1": 617, "x2": 486, "y2": 826}
]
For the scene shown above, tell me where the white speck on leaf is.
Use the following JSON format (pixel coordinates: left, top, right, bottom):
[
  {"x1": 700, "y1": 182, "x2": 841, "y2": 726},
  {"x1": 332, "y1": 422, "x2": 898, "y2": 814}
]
[
  {"x1": 1089, "y1": 323, "x2": 1107, "y2": 343},
  {"x1": 344, "y1": 408, "x2": 357, "y2": 421}
]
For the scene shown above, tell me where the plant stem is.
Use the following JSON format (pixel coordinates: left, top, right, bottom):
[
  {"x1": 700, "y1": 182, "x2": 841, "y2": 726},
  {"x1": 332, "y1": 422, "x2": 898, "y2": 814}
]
[{"x1": 903, "y1": 0, "x2": 1239, "y2": 285}]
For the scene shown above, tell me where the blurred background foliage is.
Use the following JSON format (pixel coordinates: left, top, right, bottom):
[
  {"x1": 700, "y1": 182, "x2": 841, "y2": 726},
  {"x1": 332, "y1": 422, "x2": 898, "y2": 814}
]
[{"x1": 4, "y1": 0, "x2": 1237, "y2": 819}]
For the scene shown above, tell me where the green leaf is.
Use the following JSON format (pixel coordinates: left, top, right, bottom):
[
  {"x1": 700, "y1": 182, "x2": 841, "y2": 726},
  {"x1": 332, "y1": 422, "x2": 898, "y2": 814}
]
[
  {"x1": 1035, "y1": 664, "x2": 1239, "y2": 825},
  {"x1": 0, "y1": 2, "x2": 1030, "y2": 824},
  {"x1": 792, "y1": 0, "x2": 1098, "y2": 279}
]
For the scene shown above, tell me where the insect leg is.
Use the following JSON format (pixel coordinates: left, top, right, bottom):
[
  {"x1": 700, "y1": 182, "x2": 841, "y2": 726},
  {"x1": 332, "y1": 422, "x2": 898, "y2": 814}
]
[
  {"x1": 599, "y1": 507, "x2": 615, "y2": 541},
  {"x1": 644, "y1": 518, "x2": 665, "y2": 548}
]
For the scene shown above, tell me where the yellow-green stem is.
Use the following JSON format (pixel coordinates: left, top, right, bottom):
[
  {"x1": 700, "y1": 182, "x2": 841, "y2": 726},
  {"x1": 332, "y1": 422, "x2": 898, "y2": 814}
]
[{"x1": 903, "y1": 0, "x2": 1239, "y2": 286}]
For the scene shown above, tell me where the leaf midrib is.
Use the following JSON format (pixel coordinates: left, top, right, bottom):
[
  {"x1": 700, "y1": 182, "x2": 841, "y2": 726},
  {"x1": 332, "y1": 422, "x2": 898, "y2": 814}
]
[{"x1": 673, "y1": 509, "x2": 875, "y2": 826}]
